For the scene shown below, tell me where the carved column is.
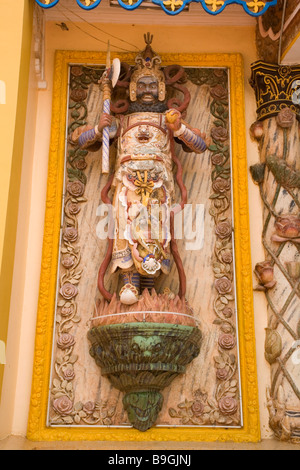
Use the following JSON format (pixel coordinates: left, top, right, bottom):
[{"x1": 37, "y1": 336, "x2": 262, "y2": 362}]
[{"x1": 250, "y1": 62, "x2": 300, "y2": 442}]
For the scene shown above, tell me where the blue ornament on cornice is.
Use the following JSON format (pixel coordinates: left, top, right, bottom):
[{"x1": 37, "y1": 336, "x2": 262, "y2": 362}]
[{"x1": 35, "y1": 0, "x2": 278, "y2": 16}]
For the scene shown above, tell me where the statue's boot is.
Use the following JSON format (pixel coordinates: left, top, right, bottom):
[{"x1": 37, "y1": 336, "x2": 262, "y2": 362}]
[{"x1": 119, "y1": 271, "x2": 140, "y2": 305}]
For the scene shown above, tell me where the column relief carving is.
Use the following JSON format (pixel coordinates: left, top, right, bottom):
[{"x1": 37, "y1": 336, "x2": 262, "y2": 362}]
[{"x1": 250, "y1": 61, "x2": 300, "y2": 443}]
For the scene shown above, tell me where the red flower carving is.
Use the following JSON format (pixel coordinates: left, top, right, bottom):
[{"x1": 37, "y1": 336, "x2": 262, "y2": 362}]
[{"x1": 52, "y1": 396, "x2": 73, "y2": 416}]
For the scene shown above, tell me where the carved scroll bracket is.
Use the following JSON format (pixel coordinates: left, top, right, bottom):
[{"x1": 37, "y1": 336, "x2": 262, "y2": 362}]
[
  {"x1": 250, "y1": 61, "x2": 300, "y2": 122},
  {"x1": 256, "y1": 0, "x2": 300, "y2": 64}
]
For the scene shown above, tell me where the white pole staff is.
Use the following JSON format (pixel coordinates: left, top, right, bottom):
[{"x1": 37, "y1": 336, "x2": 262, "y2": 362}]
[
  {"x1": 101, "y1": 44, "x2": 121, "y2": 174},
  {"x1": 101, "y1": 41, "x2": 112, "y2": 174}
]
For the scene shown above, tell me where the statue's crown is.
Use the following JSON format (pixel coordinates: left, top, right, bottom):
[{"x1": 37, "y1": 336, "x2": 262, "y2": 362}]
[{"x1": 130, "y1": 33, "x2": 165, "y2": 102}]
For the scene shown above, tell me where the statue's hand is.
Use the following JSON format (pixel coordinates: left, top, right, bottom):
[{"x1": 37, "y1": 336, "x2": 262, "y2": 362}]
[
  {"x1": 98, "y1": 113, "x2": 113, "y2": 132},
  {"x1": 165, "y1": 109, "x2": 182, "y2": 132}
]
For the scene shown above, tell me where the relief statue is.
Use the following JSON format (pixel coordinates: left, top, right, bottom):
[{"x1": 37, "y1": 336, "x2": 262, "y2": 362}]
[
  {"x1": 72, "y1": 34, "x2": 206, "y2": 431},
  {"x1": 73, "y1": 34, "x2": 207, "y2": 306}
]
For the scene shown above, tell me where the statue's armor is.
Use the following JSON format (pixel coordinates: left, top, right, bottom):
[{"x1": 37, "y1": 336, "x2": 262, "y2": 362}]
[{"x1": 111, "y1": 112, "x2": 174, "y2": 276}]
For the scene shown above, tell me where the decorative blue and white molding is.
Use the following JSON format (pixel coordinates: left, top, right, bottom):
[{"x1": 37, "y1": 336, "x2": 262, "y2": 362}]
[{"x1": 35, "y1": 0, "x2": 278, "y2": 17}]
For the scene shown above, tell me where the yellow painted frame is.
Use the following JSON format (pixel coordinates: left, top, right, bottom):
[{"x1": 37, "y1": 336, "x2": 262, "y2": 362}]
[{"x1": 27, "y1": 50, "x2": 260, "y2": 442}]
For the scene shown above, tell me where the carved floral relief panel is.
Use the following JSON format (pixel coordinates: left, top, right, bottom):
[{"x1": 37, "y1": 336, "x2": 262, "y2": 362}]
[
  {"x1": 47, "y1": 61, "x2": 240, "y2": 429},
  {"x1": 28, "y1": 51, "x2": 259, "y2": 442}
]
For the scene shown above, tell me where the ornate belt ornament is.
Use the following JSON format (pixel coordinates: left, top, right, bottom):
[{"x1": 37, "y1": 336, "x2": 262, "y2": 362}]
[{"x1": 133, "y1": 170, "x2": 155, "y2": 206}]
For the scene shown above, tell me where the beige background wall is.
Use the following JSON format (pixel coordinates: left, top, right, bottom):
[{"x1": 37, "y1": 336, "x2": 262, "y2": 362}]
[{"x1": 0, "y1": 20, "x2": 273, "y2": 440}]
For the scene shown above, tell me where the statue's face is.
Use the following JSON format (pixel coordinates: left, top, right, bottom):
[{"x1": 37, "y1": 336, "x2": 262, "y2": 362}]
[{"x1": 136, "y1": 76, "x2": 158, "y2": 104}]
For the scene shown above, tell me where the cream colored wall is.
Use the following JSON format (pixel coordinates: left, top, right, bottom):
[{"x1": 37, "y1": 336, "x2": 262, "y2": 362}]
[
  {"x1": 1, "y1": 20, "x2": 273, "y2": 440},
  {"x1": 0, "y1": 0, "x2": 33, "y2": 436},
  {"x1": 0, "y1": 2, "x2": 27, "y2": 276}
]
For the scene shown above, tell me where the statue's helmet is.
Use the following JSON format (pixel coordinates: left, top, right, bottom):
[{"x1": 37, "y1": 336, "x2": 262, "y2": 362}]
[{"x1": 129, "y1": 33, "x2": 166, "y2": 103}]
